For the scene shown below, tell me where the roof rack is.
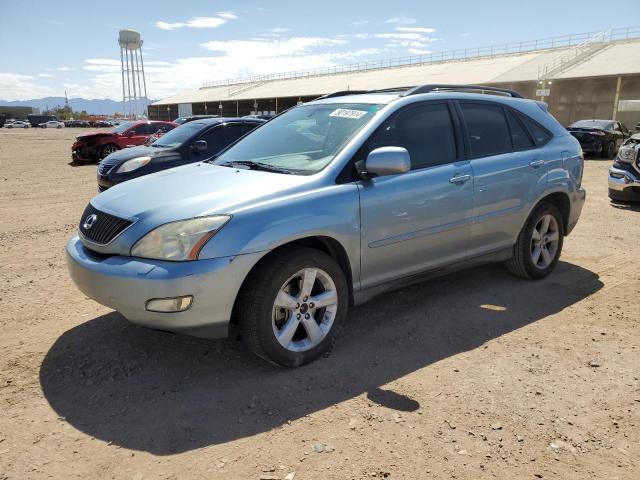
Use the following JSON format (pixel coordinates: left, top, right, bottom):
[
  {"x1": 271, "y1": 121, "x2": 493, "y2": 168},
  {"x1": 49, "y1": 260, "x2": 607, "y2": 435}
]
[
  {"x1": 315, "y1": 86, "x2": 416, "y2": 100},
  {"x1": 402, "y1": 84, "x2": 524, "y2": 98}
]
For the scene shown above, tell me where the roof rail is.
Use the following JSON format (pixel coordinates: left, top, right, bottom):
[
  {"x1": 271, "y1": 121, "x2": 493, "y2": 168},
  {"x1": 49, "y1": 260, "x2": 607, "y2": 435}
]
[
  {"x1": 315, "y1": 86, "x2": 416, "y2": 100},
  {"x1": 402, "y1": 84, "x2": 525, "y2": 98}
]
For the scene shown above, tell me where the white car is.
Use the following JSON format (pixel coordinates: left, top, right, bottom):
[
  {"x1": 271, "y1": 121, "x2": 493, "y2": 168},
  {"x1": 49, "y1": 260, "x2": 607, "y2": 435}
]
[
  {"x1": 39, "y1": 120, "x2": 64, "y2": 129},
  {"x1": 4, "y1": 121, "x2": 30, "y2": 128}
]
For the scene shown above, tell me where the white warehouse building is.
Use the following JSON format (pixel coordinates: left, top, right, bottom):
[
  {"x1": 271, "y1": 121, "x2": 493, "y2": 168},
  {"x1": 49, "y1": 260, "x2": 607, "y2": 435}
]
[{"x1": 149, "y1": 27, "x2": 640, "y2": 128}]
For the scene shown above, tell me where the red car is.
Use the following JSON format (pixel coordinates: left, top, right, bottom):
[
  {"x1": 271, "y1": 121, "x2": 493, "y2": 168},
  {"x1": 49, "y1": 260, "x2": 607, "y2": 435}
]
[{"x1": 71, "y1": 120, "x2": 177, "y2": 162}]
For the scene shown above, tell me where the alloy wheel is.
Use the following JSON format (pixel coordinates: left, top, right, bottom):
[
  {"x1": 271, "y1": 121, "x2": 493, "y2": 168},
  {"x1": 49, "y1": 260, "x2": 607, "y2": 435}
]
[
  {"x1": 271, "y1": 267, "x2": 338, "y2": 352},
  {"x1": 530, "y1": 213, "x2": 559, "y2": 269}
]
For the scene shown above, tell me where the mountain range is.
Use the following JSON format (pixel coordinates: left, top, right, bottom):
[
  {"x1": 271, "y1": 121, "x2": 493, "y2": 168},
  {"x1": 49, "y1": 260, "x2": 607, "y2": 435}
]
[{"x1": 0, "y1": 97, "x2": 154, "y2": 115}]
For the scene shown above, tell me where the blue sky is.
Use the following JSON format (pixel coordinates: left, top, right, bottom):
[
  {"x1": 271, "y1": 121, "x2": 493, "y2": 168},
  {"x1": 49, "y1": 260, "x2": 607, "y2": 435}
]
[{"x1": 0, "y1": 0, "x2": 634, "y2": 100}]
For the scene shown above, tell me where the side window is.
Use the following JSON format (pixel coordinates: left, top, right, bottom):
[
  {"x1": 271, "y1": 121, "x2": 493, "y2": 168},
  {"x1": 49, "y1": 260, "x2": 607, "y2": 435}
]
[
  {"x1": 367, "y1": 103, "x2": 457, "y2": 170},
  {"x1": 133, "y1": 123, "x2": 150, "y2": 135},
  {"x1": 460, "y1": 103, "x2": 511, "y2": 157},
  {"x1": 152, "y1": 123, "x2": 174, "y2": 134},
  {"x1": 243, "y1": 122, "x2": 261, "y2": 134},
  {"x1": 505, "y1": 109, "x2": 535, "y2": 150},
  {"x1": 199, "y1": 124, "x2": 245, "y2": 154},
  {"x1": 517, "y1": 113, "x2": 552, "y2": 146}
]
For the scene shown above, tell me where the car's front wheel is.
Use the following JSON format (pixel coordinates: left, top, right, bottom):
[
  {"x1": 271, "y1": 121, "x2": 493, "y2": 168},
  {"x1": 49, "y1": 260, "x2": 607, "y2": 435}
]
[
  {"x1": 101, "y1": 144, "x2": 119, "y2": 158},
  {"x1": 506, "y1": 202, "x2": 564, "y2": 279},
  {"x1": 238, "y1": 247, "x2": 348, "y2": 367}
]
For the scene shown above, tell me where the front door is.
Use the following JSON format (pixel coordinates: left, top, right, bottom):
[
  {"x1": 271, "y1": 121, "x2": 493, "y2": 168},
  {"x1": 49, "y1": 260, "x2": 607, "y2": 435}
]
[{"x1": 357, "y1": 102, "x2": 473, "y2": 289}]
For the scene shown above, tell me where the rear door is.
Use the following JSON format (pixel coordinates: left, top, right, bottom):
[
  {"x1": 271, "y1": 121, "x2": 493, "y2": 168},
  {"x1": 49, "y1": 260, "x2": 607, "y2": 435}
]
[
  {"x1": 458, "y1": 101, "x2": 549, "y2": 257},
  {"x1": 357, "y1": 101, "x2": 474, "y2": 289},
  {"x1": 127, "y1": 123, "x2": 151, "y2": 146}
]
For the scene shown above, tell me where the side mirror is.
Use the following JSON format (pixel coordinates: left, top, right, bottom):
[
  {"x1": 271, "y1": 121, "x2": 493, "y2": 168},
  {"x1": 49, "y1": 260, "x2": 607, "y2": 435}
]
[
  {"x1": 362, "y1": 147, "x2": 411, "y2": 178},
  {"x1": 192, "y1": 140, "x2": 207, "y2": 152},
  {"x1": 126, "y1": 130, "x2": 134, "y2": 137}
]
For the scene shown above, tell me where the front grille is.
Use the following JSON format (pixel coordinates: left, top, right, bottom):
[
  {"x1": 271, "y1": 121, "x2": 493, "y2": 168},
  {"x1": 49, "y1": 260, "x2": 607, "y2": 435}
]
[
  {"x1": 98, "y1": 163, "x2": 113, "y2": 175},
  {"x1": 78, "y1": 203, "x2": 133, "y2": 245}
]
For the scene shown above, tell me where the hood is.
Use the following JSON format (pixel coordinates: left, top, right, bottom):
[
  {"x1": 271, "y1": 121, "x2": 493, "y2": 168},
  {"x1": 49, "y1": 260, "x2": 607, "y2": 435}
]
[
  {"x1": 92, "y1": 162, "x2": 313, "y2": 222},
  {"x1": 76, "y1": 131, "x2": 116, "y2": 140},
  {"x1": 99, "y1": 144, "x2": 177, "y2": 166}
]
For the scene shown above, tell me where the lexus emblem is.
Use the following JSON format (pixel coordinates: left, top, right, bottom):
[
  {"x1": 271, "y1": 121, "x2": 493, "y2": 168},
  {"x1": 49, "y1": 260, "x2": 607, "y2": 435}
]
[{"x1": 83, "y1": 214, "x2": 98, "y2": 230}]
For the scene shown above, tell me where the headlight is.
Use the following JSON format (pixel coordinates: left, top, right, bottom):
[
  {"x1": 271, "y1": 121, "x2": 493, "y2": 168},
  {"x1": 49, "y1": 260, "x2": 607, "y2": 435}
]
[
  {"x1": 116, "y1": 156, "x2": 152, "y2": 173},
  {"x1": 131, "y1": 215, "x2": 231, "y2": 261},
  {"x1": 617, "y1": 145, "x2": 638, "y2": 164}
]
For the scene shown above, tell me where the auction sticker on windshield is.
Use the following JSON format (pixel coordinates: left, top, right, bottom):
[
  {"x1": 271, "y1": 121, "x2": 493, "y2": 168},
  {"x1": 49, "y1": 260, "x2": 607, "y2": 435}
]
[{"x1": 329, "y1": 108, "x2": 368, "y2": 119}]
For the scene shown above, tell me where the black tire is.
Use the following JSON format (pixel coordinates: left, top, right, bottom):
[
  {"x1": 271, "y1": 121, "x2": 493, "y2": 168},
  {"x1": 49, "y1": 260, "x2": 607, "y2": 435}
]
[
  {"x1": 505, "y1": 202, "x2": 564, "y2": 280},
  {"x1": 237, "y1": 246, "x2": 349, "y2": 367},
  {"x1": 101, "y1": 144, "x2": 119, "y2": 159},
  {"x1": 602, "y1": 141, "x2": 615, "y2": 158}
]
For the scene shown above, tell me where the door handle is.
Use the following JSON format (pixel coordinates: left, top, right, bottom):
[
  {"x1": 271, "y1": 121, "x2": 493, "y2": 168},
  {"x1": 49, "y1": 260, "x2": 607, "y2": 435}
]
[
  {"x1": 529, "y1": 159, "x2": 545, "y2": 168},
  {"x1": 449, "y1": 174, "x2": 472, "y2": 184}
]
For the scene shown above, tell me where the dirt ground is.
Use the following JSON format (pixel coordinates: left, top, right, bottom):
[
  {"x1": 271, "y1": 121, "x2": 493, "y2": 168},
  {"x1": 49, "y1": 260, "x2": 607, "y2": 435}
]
[{"x1": 0, "y1": 127, "x2": 638, "y2": 480}]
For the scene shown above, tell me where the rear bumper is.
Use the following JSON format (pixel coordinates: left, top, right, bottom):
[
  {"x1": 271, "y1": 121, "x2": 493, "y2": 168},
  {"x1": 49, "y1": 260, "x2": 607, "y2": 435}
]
[
  {"x1": 566, "y1": 187, "x2": 586, "y2": 235},
  {"x1": 66, "y1": 235, "x2": 266, "y2": 338},
  {"x1": 608, "y1": 166, "x2": 640, "y2": 199}
]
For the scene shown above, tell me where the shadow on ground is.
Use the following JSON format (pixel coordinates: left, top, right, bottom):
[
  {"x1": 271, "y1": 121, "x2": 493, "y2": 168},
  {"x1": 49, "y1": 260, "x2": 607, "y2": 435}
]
[
  {"x1": 40, "y1": 261, "x2": 602, "y2": 455},
  {"x1": 610, "y1": 200, "x2": 640, "y2": 211}
]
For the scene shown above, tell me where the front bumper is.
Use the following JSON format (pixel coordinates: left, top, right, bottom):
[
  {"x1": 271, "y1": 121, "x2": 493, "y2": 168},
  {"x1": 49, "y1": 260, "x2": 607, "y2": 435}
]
[
  {"x1": 72, "y1": 143, "x2": 100, "y2": 162},
  {"x1": 608, "y1": 166, "x2": 640, "y2": 200},
  {"x1": 66, "y1": 235, "x2": 266, "y2": 338}
]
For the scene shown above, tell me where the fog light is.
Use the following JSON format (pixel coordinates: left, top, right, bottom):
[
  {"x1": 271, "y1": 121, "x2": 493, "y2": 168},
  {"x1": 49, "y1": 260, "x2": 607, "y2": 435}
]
[{"x1": 146, "y1": 296, "x2": 193, "y2": 313}]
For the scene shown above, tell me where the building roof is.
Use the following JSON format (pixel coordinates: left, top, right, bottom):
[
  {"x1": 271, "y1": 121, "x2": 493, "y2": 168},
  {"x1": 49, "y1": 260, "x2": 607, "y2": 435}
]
[{"x1": 152, "y1": 37, "x2": 640, "y2": 106}]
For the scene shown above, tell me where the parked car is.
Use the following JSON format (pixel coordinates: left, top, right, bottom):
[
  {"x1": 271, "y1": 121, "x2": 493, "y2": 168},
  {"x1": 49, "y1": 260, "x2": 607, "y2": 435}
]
[
  {"x1": 4, "y1": 120, "x2": 30, "y2": 128},
  {"x1": 567, "y1": 119, "x2": 631, "y2": 157},
  {"x1": 96, "y1": 118, "x2": 264, "y2": 191},
  {"x1": 71, "y1": 120, "x2": 177, "y2": 162},
  {"x1": 27, "y1": 114, "x2": 58, "y2": 127},
  {"x1": 67, "y1": 84, "x2": 585, "y2": 367},
  {"x1": 608, "y1": 134, "x2": 640, "y2": 202},
  {"x1": 174, "y1": 115, "x2": 220, "y2": 125},
  {"x1": 39, "y1": 120, "x2": 65, "y2": 128},
  {"x1": 243, "y1": 114, "x2": 275, "y2": 120}
]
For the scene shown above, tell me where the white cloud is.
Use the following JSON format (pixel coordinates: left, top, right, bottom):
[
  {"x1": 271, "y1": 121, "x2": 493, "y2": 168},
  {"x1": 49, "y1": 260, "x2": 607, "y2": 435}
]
[
  {"x1": 374, "y1": 33, "x2": 425, "y2": 40},
  {"x1": 384, "y1": 16, "x2": 417, "y2": 24},
  {"x1": 56, "y1": 66, "x2": 73, "y2": 71},
  {"x1": 396, "y1": 27, "x2": 436, "y2": 33},
  {"x1": 155, "y1": 12, "x2": 236, "y2": 30},
  {"x1": 201, "y1": 37, "x2": 346, "y2": 58},
  {"x1": 38, "y1": 73, "x2": 54, "y2": 78},
  {"x1": 408, "y1": 48, "x2": 431, "y2": 55},
  {"x1": 0, "y1": 72, "x2": 58, "y2": 99}
]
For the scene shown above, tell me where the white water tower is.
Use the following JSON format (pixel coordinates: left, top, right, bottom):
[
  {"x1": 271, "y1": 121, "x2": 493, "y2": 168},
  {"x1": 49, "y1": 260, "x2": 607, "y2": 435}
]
[{"x1": 118, "y1": 29, "x2": 148, "y2": 118}]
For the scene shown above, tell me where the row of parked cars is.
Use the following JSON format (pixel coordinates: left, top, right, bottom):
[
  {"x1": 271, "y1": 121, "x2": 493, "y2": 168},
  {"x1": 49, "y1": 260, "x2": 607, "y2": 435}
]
[{"x1": 67, "y1": 84, "x2": 589, "y2": 366}]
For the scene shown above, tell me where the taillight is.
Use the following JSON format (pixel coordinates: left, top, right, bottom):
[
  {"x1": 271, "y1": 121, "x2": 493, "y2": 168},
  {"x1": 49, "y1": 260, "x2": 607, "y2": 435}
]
[{"x1": 589, "y1": 131, "x2": 606, "y2": 136}]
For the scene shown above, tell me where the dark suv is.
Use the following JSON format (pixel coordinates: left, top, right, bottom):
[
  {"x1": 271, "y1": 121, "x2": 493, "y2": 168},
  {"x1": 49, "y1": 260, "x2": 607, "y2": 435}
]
[
  {"x1": 96, "y1": 117, "x2": 264, "y2": 191},
  {"x1": 71, "y1": 120, "x2": 177, "y2": 162}
]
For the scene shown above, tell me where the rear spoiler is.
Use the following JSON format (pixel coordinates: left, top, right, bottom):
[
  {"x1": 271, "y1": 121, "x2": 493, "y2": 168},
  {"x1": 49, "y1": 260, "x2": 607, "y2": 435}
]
[{"x1": 535, "y1": 101, "x2": 549, "y2": 113}]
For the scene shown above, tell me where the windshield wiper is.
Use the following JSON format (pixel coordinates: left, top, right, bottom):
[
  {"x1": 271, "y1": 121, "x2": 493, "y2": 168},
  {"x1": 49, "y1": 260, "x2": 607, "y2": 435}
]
[{"x1": 220, "y1": 160, "x2": 295, "y2": 174}]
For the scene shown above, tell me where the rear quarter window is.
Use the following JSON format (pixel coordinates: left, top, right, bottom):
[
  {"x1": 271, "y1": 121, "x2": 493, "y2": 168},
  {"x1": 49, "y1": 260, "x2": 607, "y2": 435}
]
[{"x1": 517, "y1": 112, "x2": 552, "y2": 146}]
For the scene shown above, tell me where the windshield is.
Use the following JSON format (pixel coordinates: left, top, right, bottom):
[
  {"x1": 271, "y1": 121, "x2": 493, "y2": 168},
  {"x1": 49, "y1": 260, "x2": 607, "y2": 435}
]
[
  {"x1": 570, "y1": 120, "x2": 612, "y2": 130},
  {"x1": 152, "y1": 122, "x2": 204, "y2": 148},
  {"x1": 112, "y1": 121, "x2": 133, "y2": 133},
  {"x1": 214, "y1": 103, "x2": 381, "y2": 174}
]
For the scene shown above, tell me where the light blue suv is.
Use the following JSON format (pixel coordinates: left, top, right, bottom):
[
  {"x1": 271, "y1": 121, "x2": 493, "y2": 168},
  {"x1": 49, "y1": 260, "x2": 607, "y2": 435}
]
[{"x1": 67, "y1": 84, "x2": 586, "y2": 366}]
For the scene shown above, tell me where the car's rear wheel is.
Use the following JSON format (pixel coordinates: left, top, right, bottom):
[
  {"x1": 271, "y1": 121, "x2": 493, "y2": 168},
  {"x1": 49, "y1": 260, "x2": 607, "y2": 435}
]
[
  {"x1": 238, "y1": 247, "x2": 348, "y2": 367},
  {"x1": 101, "y1": 144, "x2": 119, "y2": 158},
  {"x1": 506, "y1": 202, "x2": 564, "y2": 280},
  {"x1": 602, "y1": 141, "x2": 615, "y2": 158}
]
